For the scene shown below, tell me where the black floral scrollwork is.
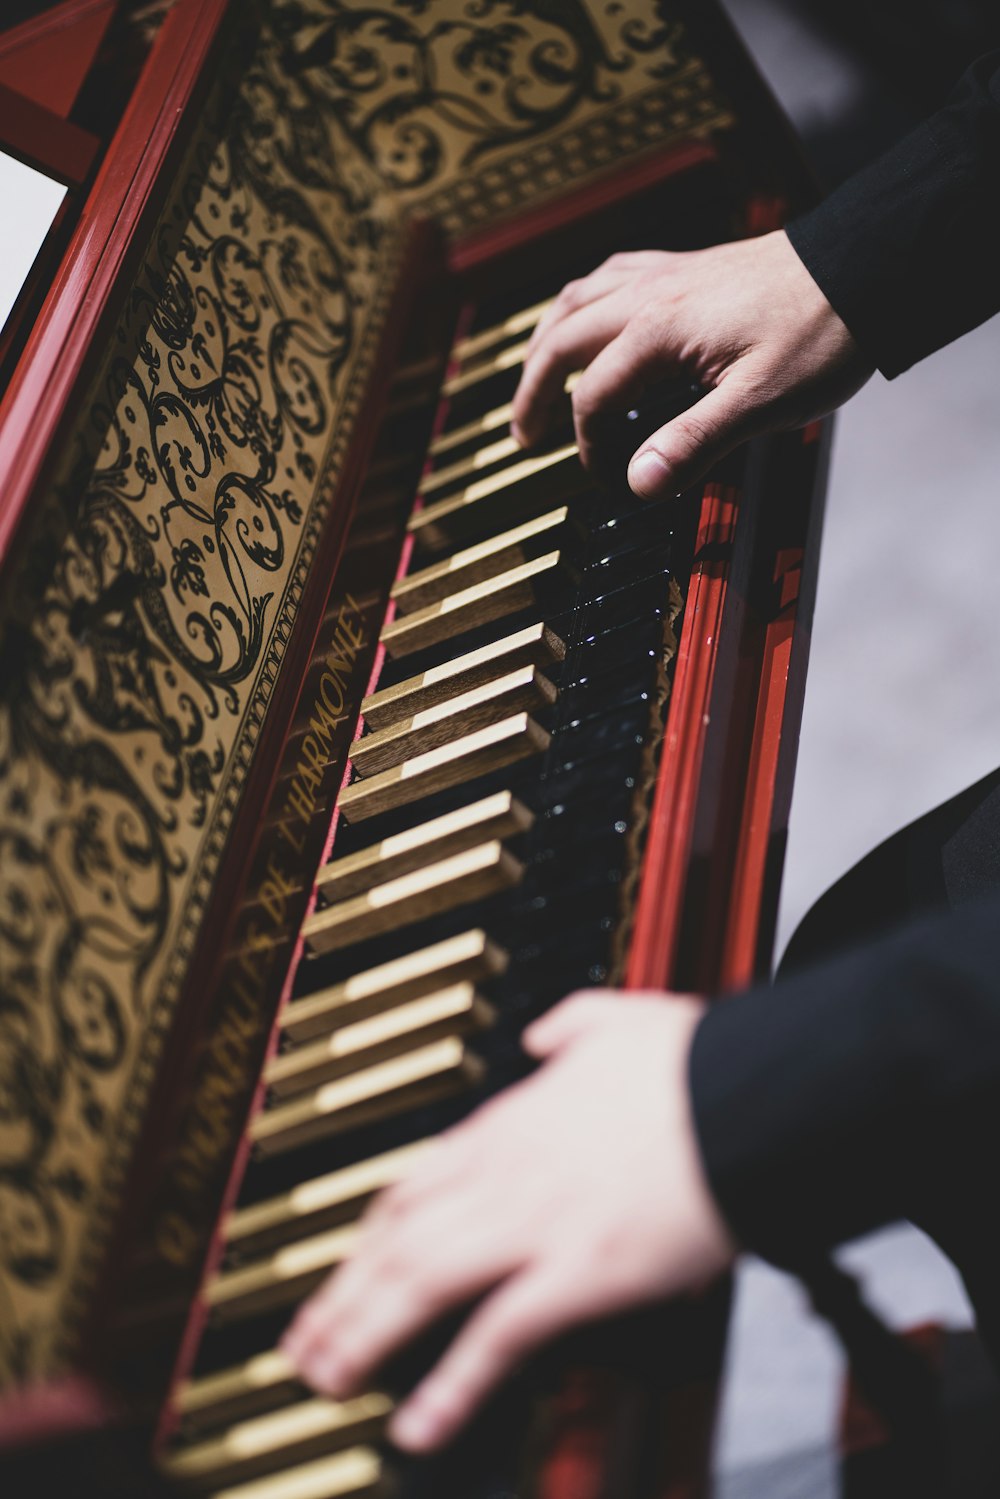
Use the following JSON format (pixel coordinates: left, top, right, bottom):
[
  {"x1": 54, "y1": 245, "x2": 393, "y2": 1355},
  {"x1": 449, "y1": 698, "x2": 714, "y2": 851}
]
[
  {"x1": 0, "y1": 11, "x2": 386, "y2": 1376},
  {"x1": 272, "y1": 0, "x2": 684, "y2": 191}
]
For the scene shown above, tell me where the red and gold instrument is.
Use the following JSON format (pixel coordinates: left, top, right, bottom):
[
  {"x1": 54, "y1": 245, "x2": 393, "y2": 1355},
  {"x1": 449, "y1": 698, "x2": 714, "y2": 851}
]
[{"x1": 0, "y1": 2, "x2": 828, "y2": 1494}]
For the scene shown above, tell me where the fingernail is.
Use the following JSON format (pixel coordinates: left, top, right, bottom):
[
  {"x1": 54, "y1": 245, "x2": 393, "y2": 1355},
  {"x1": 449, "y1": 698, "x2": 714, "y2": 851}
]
[
  {"x1": 510, "y1": 420, "x2": 528, "y2": 448},
  {"x1": 391, "y1": 1400, "x2": 439, "y2": 1451},
  {"x1": 628, "y1": 449, "x2": 670, "y2": 499}
]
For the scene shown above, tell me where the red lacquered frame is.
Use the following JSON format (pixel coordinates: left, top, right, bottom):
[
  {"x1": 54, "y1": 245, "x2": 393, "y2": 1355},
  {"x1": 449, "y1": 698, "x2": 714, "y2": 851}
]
[
  {"x1": 0, "y1": 79, "x2": 100, "y2": 374},
  {"x1": 0, "y1": 0, "x2": 117, "y2": 118},
  {"x1": 0, "y1": 0, "x2": 234, "y2": 571},
  {"x1": 0, "y1": 4, "x2": 830, "y2": 1492}
]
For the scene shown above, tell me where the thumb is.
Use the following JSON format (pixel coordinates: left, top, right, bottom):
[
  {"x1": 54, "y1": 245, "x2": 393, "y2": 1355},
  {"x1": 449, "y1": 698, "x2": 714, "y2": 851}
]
[
  {"x1": 522, "y1": 991, "x2": 614, "y2": 1059},
  {"x1": 627, "y1": 381, "x2": 754, "y2": 501}
]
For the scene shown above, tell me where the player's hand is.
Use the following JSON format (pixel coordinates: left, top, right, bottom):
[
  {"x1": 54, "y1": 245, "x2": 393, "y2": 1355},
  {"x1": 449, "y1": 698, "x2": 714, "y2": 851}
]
[
  {"x1": 511, "y1": 230, "x2": 872, "y2": 500},
  {"x1": 282, "y1": 991, "x2": 736, "y2": 1453}
]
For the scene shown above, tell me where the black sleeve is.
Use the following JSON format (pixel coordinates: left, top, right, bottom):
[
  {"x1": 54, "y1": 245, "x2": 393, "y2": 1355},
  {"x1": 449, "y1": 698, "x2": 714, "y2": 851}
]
[
  {"x1": 689, "y1": 897, "x2": 1000, "y2": 1267},
  {"x1": 785, "y1": 51, "x2": 1000, "y2": 378}
]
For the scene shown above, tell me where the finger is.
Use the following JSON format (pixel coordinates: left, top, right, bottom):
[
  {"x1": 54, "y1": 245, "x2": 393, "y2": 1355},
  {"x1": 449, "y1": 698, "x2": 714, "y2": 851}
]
[
  {"x1": 570, "y1": 321, "x2": 678, "y2": 470},
  {"x1": 388, "y1": 1269, "x2": 570, "y2": 1452},
  {"x1": 512, "y1": 294, "x2": 632, "y2": 448},
  {"x1": 285, "y1": 1215, "x2": 516, "y2": 1399},
  {"x1": 525, "y1": 267, "x2": 630, "y2": 357},
  {"x1": 522, "y1": 991, "x2": 615, "y2": 1059},
  {"x1": 526, "y1": 253, "x2": 668, "y2": 357},
  {"x1": 627, "y1": 380, "x2": 758, "y2": 500}
]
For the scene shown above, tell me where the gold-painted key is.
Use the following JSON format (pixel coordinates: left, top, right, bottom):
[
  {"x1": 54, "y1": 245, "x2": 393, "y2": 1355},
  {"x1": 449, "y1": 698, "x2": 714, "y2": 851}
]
[
  {"x1": 408, "y1": 443, "x2": 579, "y2": 551},
  {"x1": 251, "y1": 1039, "x2": 485, "y2": 1158},
  {"x1": 350, "y1": 668, "x2": 556, "y2": 776},
  {"x1": 442, "y1": 335, "x2": 531, "y2": 397},
  {"x1": 338, "y1": 714, "x2": 550, "y2": 823},
  {"x1": 427, "y1": 399, "x2": 515, "y2": 460},
  {"x1": 266, "y1": 984, "x2": 496, "y2": 1096},
  {"x1": 362, "y1": 623, "x2": 565, "y2": 731},
  {"x1": 162, "y1": 1394, "x2": 391, "y2": 1491},
  {"x1": 392, "y1": 508, "x2": 572, "y2": 614},
  {"x1": 176, "y1": 1351, "x2": 305, "y2": 1432},
  {"x1": 303, "y1": 843, "x2": 523, "y2": 954},
  {"x1": 315, "y1": 791, "x2": 532, "y2": 902},
  {"x1": 286, "y1": 930, "x2": 507, "y2": 1043},
  {"x1": 211, "y1": 1446, "x2": 382, "y2": 1499},
  {"x1": 224, "y1": 1143, "x2": 431, "y2": 1258},
  {"x1": 427, "y1": 368, "x2": 581, "y2": 462},
  {"x1": 417, "y1": 433, "x2": 522, "y2": 500},
  {"x1": 452, "y1": 297, "x2": 552, "y2": 364},
  {"x1": 205, "y1": 1223, "x2": 360, "y2": 1322},
  {"x1": 381, "y1": 552, "x2": 573, "y2": 659}
]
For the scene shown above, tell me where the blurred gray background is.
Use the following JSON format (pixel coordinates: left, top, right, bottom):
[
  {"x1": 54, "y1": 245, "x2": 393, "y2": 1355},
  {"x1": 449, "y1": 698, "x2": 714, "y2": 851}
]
[{"x1": 711, "y1": 1, "x2": 1000, "y2": 1491}]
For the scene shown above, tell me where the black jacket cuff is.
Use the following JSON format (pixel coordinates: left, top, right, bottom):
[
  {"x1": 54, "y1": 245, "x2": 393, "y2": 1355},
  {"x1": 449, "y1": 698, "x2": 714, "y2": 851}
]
[
  {"x1": 689, "y1": 900, "x2": 1000, "y2": 1268},
  {"x1": 786, "y1": 51, "x2": 1000, "y2": 378}
]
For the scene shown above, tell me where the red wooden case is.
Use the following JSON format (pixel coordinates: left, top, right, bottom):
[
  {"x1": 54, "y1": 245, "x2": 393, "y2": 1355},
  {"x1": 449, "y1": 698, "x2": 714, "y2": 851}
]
[
  {"x1": 0, "y1": 77, "x2": 99, "y2": 376},
  {"x1": 0, "y1": 0, "x2": 232, "y2": 564},
  {"x1": 0, "y1": 0, "x2": 117, "y2": 119}
]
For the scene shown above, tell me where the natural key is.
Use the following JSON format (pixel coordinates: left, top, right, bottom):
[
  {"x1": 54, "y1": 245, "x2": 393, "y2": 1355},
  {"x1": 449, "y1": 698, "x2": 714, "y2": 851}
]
[
  {"x1": 315, "y1": 790, "x2": 532, "y2": 902},
  {"x1": 286, "y1": 929, "x2": 507, "y2": 1043},
  {"x1": 161, "y1": 1393, "x2": 391, "y2": 1491},
  {"x1": 337, "y1": 713, "x2": 550, "y2": 823},
  {"x1": 380, "y1": 551, "x2": 574, "y2": 659},
  {"x1": 392, "y1": 507, "x2": 572, "y2": 611},
  {"x1": 176, "y1": 1350, "x2": 305, "y2": 1432},
  {"x1": 416, "y1": 432, "x2": 522, "y2": 500},
  {"x1": 224, "y1": 1143, "x2": 431, "y2": 1257},
  {"x1": 211, "y1": 1446, "x2": 382, "y2": 1499},
  {"x1": 266, "y1": 983, "x2": 496, "y2": 1096},
  {"x1": 350, "y1": 667, "x2": 555, "y2": 776},
  {"x1": 452, "y1": 296, "x2": 552, "y2": 363},
  {"x1": 441, "y1": 335, "x2": 531, "y2": 397},
  {"x1": 303, "y1": 842, "x2": 522, "y2": 953},
  {"x1": 205, "y1": 1222, "x2": 360, "y2": 1322},
  {"x1": 362, "y1": 622, "x2": 564, "y2": 731},
  {"x1": 250, "y1": 1039, "x2": 485, "y2": 1158},
  {"x1": 408, "y1": 443, "x2": 579, "y2": 551}
]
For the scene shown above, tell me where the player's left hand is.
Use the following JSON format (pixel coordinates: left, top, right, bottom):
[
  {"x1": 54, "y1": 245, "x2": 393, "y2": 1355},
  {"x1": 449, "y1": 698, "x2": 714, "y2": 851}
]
[{"x1": 281, "y1": 990, "x2": 736, "y2": 1453}]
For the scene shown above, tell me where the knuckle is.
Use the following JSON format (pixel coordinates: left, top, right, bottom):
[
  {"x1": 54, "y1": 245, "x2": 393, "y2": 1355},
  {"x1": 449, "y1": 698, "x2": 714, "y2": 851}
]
[
  {"x1": 570, "y1": 377, "x2": 600, "y2": 423},
  {"x1": 381, "y1": 1225, "x2": 441, "y2": 1294},
  {"x1": 375, "y1": 1185, "x2": 410, "y2": 1222},
  {"x1": 330, "y1": 1341, "x2": 365, "y2": 1386},
  {"x1": 379, "y1": 1235, "x2": 419, "y2": 1286},
  {"x1": 672, "y1": 411, "x2": 716, "y2": 453},
  {"x1": 383, "y1": 1174, "x2": 425, "y2": 1214}
]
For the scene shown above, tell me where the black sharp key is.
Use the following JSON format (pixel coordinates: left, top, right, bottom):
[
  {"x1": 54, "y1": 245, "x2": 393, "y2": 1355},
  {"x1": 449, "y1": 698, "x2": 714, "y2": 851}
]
[{"x1": 586, "y1": 378, "x2": 703, "y2": 486}]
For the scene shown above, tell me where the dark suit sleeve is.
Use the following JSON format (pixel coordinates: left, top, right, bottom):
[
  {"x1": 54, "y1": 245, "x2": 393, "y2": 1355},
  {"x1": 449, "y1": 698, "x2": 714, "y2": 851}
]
[
  {"x1": 689, "y1": 898, "x2": 1000, "y2": 1267},
  {"x1": 785, "y1": 51, "x2": 1000, "y2": 378}
]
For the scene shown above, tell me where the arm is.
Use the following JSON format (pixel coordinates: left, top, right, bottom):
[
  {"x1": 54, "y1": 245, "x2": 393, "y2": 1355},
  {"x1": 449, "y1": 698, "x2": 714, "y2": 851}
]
[
  {"x1": 787, "y1": 50, "x2": 1000, "y2": 378},
  {"x1": 691, "y1": 897, "x2": 1000, "y2": 1268}
]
